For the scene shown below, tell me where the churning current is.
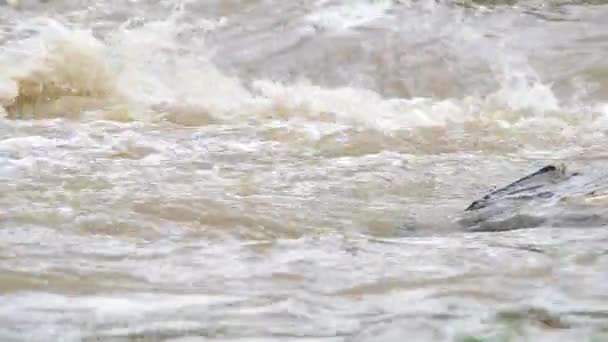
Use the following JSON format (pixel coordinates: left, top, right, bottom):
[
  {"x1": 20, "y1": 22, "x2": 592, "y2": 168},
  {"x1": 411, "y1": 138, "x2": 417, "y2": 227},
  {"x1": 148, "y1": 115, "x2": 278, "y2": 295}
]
[{"x1": 1, "y1": 0, "x2": 608, "y2": 341}]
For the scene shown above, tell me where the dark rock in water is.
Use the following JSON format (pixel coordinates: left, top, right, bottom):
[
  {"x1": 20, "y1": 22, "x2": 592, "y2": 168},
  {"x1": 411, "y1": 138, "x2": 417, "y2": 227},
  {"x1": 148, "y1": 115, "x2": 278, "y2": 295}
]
[
  {"x1": 459, "y1": 164, "x2": 608, "y2": 232},
  {"x1": 465, "y1": 164, "x2": 575, "y2": 212}
]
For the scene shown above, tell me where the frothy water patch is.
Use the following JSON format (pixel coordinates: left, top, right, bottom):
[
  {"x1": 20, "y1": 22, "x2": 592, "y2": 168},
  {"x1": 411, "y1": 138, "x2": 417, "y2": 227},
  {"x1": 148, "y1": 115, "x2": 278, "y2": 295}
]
[
  {"x1": 0, "y1": 20, "x2": 126, "y2": 120},
  {"x1": 0, "y1": 9, "x2": 604, "y2": 151},
  {"x1": 306, "y1": 0, "x2": 394, "y2": 32}
]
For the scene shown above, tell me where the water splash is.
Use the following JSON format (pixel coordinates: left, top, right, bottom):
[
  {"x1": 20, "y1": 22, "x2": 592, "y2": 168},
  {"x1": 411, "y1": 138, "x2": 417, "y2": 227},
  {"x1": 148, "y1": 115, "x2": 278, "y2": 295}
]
[{"x1": 0, "y1": 2, "x2": 604, "y2": 151}]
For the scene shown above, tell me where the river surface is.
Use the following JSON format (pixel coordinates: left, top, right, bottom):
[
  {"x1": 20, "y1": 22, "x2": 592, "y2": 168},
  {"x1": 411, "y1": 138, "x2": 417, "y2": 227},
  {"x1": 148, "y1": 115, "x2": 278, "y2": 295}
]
[{"x1": 1, "y1": 0, "x2": 608, "y2": 341}]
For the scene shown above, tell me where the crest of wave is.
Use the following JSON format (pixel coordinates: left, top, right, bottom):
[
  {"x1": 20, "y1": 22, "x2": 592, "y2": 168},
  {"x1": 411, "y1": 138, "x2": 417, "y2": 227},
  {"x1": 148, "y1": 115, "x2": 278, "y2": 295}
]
[
  {"x1": 0, "y1": 11, "x2": 242, "y2": 123},
  {"x1": 0, "y1": 18, "x2": 123, "y2": 120},
  {"x1": 0, "y1": 8, "x2": 601, "y2": 142}
]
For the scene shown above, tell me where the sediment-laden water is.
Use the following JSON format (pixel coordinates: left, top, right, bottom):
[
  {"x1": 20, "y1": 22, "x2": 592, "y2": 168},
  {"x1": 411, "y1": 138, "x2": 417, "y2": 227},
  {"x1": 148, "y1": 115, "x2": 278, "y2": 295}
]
[{"x1": 2, "y1": 0, "x2": 608, "y2": 341}]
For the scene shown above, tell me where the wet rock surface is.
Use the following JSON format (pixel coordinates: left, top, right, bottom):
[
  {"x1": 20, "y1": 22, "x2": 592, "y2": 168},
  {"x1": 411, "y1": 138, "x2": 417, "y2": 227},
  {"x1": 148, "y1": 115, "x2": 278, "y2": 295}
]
[{"x1": 460, "y1": 164, "x2": 608, "y2": 231}]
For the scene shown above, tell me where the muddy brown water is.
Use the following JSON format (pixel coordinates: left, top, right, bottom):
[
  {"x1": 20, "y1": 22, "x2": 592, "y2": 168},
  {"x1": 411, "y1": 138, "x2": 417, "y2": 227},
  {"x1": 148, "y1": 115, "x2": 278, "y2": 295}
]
[{"x1": 1, "y1": 1, "x2": 608, "y2": 341}]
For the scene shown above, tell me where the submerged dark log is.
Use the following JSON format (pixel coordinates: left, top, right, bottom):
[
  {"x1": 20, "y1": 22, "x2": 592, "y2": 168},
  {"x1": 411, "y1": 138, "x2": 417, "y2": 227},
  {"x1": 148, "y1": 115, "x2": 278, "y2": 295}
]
[
  {"x1": 457, "y1": 164, "x2": 604, "y2": 232},
  {"x1": 465, "y1": 164, "x2": 578, "y2": 212}
]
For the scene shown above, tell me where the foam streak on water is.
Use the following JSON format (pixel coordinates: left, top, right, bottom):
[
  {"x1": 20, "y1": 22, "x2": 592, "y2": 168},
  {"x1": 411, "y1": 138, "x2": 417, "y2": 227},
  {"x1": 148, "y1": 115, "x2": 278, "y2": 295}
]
[{"x1": 1, "y1": 0, "x2": 608, "y2": 341}]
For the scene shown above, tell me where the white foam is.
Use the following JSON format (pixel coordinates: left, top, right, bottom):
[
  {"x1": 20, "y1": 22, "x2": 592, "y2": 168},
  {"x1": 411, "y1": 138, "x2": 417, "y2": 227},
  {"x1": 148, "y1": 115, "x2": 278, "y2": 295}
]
[
  {"x1": 488, "y1": 55, "x2": 560, "y2": 113},
  {"x1": 0, "y1": 6, "x2": 604, "y2": 145},
  {"x1": 306, "y1": 0, "x2": 394, "y2": 32}
]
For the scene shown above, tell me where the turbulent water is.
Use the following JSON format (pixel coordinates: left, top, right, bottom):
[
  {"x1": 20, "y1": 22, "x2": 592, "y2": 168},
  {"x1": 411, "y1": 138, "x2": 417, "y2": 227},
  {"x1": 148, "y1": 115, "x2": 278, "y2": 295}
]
[{"x1": 2, "y1": 0, "x2": 608, "y2": 341}]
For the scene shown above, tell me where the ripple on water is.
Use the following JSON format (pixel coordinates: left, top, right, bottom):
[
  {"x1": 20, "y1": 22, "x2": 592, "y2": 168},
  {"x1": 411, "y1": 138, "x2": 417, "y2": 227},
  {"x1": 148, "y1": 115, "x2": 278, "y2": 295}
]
[{"x1": 1, "y1": 0, "x2": 608, "y2": 341}]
